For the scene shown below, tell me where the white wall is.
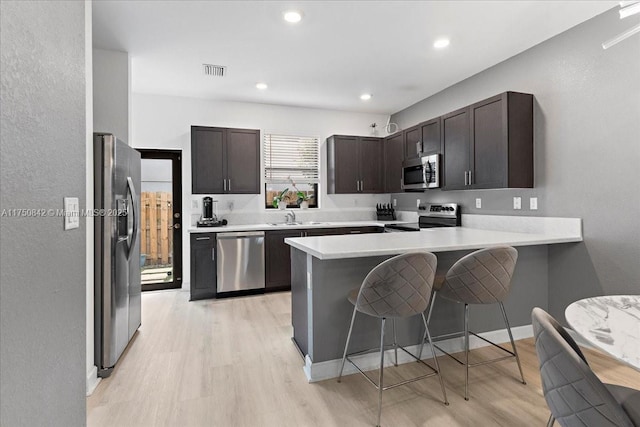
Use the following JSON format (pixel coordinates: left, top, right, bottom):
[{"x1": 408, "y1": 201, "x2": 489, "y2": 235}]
[
  {"x1": 1, "y1": 1, "x2": 87, "y2": 425},
  {"x1": 132, "y1": 94, "x2": 391, "y2": 286},
  {"x1": 93, "y1": 48, "x2": 130, "y2": 144}
]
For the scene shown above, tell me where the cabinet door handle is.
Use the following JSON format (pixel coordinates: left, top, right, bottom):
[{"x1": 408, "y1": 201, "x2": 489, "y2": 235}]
[
  {"x1": 223, "y1": 178, "x2": 227, "y2": 191},
  {"x1": 212, "y1": 248, "x2": 215, "y2": 261},
  {"x1": 468, "y1": 170, "x2": 472, "y2": 185},
  {"x1": 196, "y1": 236, "x2": 210, "y2": 241},
  {"x1": 360, "y1": 180, "x2": 363, "y2": 192},
  {"x1": 228, "y1": 179, "x2": 231, "y2": 192},
  {"x1": 464, "y1": 171, "x2": 468, "y2": 186}
]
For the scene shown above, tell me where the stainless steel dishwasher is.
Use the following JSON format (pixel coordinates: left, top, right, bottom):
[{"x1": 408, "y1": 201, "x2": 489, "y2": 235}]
[{"x1": 216, "y1": 231, "x2": 265, "y2": 293}]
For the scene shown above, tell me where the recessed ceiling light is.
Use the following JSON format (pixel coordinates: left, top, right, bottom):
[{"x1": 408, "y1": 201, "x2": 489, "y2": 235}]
[
  {"x1": 360, "y1": 93, "x2": 372, "y2": 101},
  {"x1": 433, "y1": 38, "x2": 450, "y2": 49},
  {"x1": 284, "y1": 10, "x2": 302, "y2": 23},
  {"x1": 256, "y1": 82, "x2": 268, "y2": 90}
]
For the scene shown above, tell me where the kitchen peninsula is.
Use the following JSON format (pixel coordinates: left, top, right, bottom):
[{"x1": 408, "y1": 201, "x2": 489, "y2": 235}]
[{"x1": 286, "y1": 215, "x2": 582, "y2": 382}]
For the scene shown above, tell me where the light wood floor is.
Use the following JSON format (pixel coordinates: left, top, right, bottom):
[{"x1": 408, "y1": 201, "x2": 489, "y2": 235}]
[{"x1": 87, "y1": 290, "x2": 640, "y2": 427}]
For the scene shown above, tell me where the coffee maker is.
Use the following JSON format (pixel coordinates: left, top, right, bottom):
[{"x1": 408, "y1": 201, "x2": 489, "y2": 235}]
[{"x1": 197, "y1": 197, "x2": 226, "y2": 227}]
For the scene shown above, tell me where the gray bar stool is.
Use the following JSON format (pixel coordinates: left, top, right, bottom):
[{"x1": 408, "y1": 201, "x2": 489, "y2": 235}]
[
  {"x1": 419, "y1": 245, "x2": 526, "y2": 400},
  {"x1": 532, "y1": 307, "x2": 640, "y2": 427},
  {"x1": 337, "y1": 251, "x2": 448, "y2": 427}
]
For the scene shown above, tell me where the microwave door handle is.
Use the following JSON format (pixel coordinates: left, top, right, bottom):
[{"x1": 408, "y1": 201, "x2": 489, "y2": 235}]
[{"x1": 424, "y1": 162, "x2": 430, "y2": 184}]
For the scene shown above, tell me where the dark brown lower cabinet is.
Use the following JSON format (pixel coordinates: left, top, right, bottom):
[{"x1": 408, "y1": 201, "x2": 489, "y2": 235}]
[
  {"x1": 190, "y1": 233, "x2": 217, "y2": 301},
  {"x1": 190, "y1": 227, "x2": 385, "y2": 300},
  {"x1": 264, "y1": 226, "x2": 383, "y2": 293},
  {"x1": 265, "y1": 230, "x2": 302, "y2": 292},
  {"x1": 343, "y1": 226, "x2": 383, "y2": 235}
]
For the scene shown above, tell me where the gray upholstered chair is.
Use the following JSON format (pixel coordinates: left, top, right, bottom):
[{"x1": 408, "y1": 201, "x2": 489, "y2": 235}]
[
  {"x1": 532, "y1": 307, "x2": 640, "y2": 427},
  {"x1": 337, "y1": 251, "x2": 448, "y2": 427},
  {"x1": 419, "y1": 245, "x2": 526, "y2": 400}
]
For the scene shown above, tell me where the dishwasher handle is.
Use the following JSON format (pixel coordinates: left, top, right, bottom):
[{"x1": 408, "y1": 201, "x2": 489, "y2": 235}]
[{"x1": 217, "y1": 231, "x2": 265, "y2": 239}]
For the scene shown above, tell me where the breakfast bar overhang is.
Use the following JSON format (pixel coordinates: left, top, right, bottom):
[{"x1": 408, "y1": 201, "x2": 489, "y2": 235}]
[{"x1": 285, "y1": 217, "x2": 583, "y2": 382}]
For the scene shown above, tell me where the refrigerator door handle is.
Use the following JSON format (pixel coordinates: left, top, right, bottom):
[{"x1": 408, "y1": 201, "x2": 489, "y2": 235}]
[{"x1": 126, "y1": 176, "x2": 138, "y2": 259}]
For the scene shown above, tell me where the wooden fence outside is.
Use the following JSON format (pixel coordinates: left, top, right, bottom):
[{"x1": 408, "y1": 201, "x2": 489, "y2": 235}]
[{"x1": 141, "y1": 192, "x2": 173, "y2": 267}]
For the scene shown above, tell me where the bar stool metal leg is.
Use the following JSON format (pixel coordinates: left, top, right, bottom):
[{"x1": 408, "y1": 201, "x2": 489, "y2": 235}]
[
  {"x1": 464, "y1": 303, "x2": 470, "y2": 401},
  {"x1": 377, "y1": 317, "x2": 386, "y2": 427},
  {"x1": 338, "y1": 306, "x2": 358, "y2": 382},
  {"x1": 421, "y1": 313, "x2": 449, "y2": 405},
  {"x1": 426, "y1": 291, "x2": 438, "y2": 324},
  {"x1": 546, "y1": 414, "x2": 555, "y2": 427},
  {"x1": 392, "y1": 318, "x2": 398, "y2": 367},
  {"x1": 499, "y1": 302, "x2": 526, "y2": 384},
  {"x1": 417, "y1": 322, "x2": 428, "y2": 362},
  {"x1": 417, "y1": 291, "x2": 438, "y2": 360}
]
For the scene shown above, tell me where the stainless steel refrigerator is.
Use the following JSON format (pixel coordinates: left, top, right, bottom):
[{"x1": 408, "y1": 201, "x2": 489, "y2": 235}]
[{"x1": 94, "y1": 133, "x2": 141, "y2": 378}]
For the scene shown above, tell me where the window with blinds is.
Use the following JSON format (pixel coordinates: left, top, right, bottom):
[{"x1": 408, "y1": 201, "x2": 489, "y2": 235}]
[
  {"x1": 264, "y1": 134, "x2": 319, "y2": 208},
  {"x1": 264, "y1": 134, "x2": 319, "y2": 184}
]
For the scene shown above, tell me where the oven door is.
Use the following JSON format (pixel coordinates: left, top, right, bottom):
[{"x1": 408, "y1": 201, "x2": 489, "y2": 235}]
[{"x1": 402, "y1": 158, "x2": 427, "y2": 190}]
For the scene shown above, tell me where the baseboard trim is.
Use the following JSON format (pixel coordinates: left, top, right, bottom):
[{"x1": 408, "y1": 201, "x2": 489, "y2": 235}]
[
  {"x1": 303, "y1": 324, "x2": 533, "y2": 383},
  {"x1": 86, "y1": 365, "x2": 101, "y2": 396}
]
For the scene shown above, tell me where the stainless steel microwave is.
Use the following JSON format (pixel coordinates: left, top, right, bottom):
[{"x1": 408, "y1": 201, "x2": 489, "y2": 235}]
[{"x1": 402, "y1": 154, "x2": 440, "y2": 190}]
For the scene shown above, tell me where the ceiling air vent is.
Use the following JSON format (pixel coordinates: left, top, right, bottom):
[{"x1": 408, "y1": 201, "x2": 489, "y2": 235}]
[{"x1": 203, "y1": 64, "x2": 226, "y2": 77}]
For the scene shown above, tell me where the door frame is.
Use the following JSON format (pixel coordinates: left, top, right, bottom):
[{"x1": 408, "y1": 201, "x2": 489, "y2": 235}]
[{"x1": 138, "y1": 149, "x2": 183, "y2": 291}]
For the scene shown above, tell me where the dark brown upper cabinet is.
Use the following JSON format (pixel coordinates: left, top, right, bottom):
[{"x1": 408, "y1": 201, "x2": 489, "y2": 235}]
[
  {"x1": 442, "y1": 107, "x2": 471, "y2": 191},
  {"x1": 327, "y1": 135, "x2": 384, "y2": 194},
  {"x1": 442, "y1": 92, "x2": 533, "y2": 191},
  {"x1": 420, "y1": 117, "x2": 441, "y2": 155},
  {"x1": 404, "y1": 117, "x2": 441, "y2": 160},
  {"x1": 384, "y1": 132, "x2": 404, "y2": 193},
  {"x1": 191, "y1": 126, "x2": 260, "y2": 194},
  {"x1": 403, "y1": 125, "x2": 421, "y2": 159}
]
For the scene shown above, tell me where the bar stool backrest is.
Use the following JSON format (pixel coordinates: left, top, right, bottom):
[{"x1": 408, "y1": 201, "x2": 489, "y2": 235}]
[
  {"x1": 531, "y1": 308, "x2": 634, "y2": 427},
  {"x1": 439, "y1": 246, "x2": 518, "y2": 304},
  {"x1": 356, "y1": 252, "x2": 437, "y2": 318}
]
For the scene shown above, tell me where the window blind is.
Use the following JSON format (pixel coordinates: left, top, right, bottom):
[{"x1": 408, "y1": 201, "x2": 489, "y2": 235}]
[{"x1": 264, "y1": 134, "x2": 320, "y2": 184}]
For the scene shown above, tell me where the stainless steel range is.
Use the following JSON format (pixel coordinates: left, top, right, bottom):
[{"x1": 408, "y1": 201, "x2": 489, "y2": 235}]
[{"x1": 384, "y1": 203, "x2": 460, "y2": 232}]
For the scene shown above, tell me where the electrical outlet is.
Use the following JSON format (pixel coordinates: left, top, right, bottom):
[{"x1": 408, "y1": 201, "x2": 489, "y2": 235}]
[
  {"x1": 513, "y1": 197, "x2": 522, "y2": 210},
  {"x1": 393, "y1": 198, "x2": 397, "y2": 207},
  {"x1": 64, "y1": 197, "x2": 79, "y2": 230},
  {"x1": 530, "y1": 197, "x2": 538, "y2": 210},
  {"x1": 192, "y1": 199, "x2": 199, "y2": 209},
  {"x1": 475, "y1": 198, "x2": 482, "y2": 209},
  {"x1": 416, "y1": 199, "x2": 421, "y2": 208}
]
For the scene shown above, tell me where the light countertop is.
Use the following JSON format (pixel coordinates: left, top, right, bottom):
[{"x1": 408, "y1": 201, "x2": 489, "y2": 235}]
[
  {"x1": 284, "y1": 226, "x2": 583, "y2": 260},
  {"x1": 187, "y1": 220, "x2": 404, "y2": 233}
]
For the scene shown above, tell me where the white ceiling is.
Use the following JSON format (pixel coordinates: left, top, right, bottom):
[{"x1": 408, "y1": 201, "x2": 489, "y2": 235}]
[{"x1": 92, "y1": 0, "x2": 616, "y2": 115}]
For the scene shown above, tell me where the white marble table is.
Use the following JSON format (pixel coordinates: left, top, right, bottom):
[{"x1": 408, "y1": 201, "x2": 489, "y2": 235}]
[{"x1": 566, "y1": 295, "x2": 640, "y2": 371}]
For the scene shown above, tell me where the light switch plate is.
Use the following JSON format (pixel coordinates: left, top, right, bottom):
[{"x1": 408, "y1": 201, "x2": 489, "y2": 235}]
[
  {"x1": 393, "y1": 198, "x2": 397, "y2": 207},
  {"x1": 513, "y1": 197, "x2": 522, "y2": 210},
  {"x1": 416, "y1": 199, "x2": 421, "y2": 207},
  {"x1": 475, "y1": 198, "x2": 482, "y2": 209},
  {"x1": 64, "y1": 197, "x2": 79, "y2": 230},
  {"x1": 192, "y1": 199, "x2": 199, "y2": 209},
  {"x1": 530, "y1": 197, "x2": 538, "y2": 210}
]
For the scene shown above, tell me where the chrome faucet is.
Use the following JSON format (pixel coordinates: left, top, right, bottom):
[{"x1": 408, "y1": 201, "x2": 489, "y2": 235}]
[{"x1": 285, "y1": 210, "x2": 296, "y2": 224}]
